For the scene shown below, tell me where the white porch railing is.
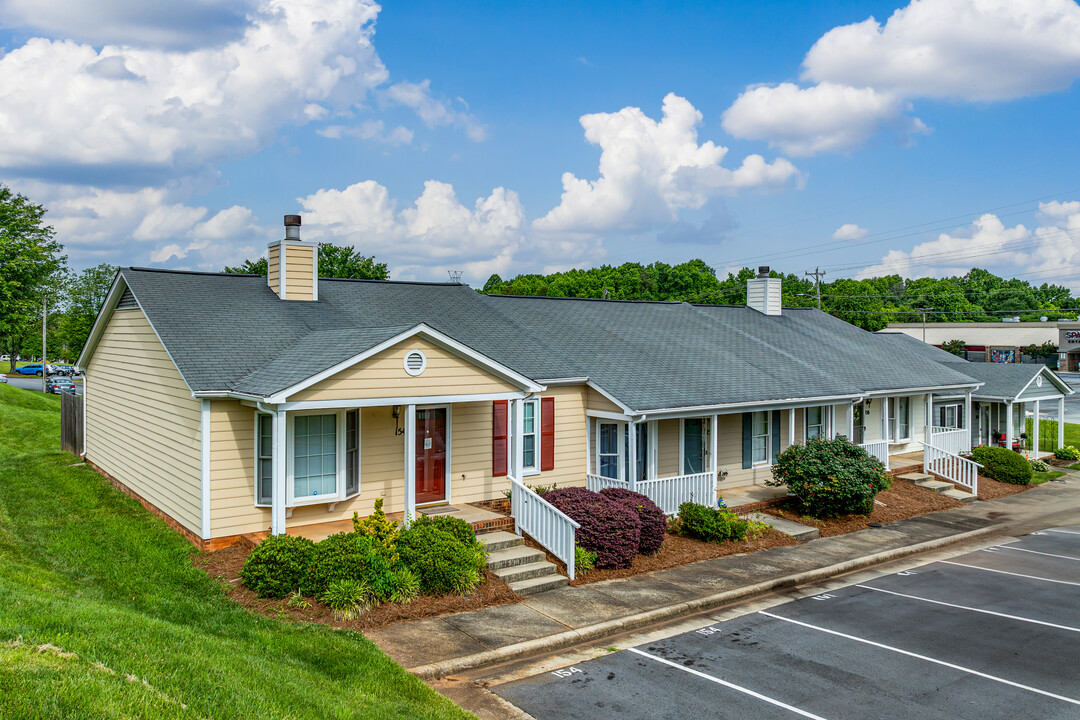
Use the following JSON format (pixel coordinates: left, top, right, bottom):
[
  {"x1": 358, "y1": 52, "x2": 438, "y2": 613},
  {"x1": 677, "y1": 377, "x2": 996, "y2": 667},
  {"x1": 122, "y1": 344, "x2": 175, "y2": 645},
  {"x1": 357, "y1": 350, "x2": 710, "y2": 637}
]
[
  {"x1": 923, "y1": 442, "x2": 980, "y2": 495},
  {"x1": 858, "y1": 440, "x2": 889, "y2": 466},
  {"x1": 929, "y1": 427, "x2": 968, "y2": 455},
  {"x1": 586, "y1": 472, "x2": 716, "y2": 516},
  {"x1": 509, "y1": 475, "x2": 580, "y2": 579}
]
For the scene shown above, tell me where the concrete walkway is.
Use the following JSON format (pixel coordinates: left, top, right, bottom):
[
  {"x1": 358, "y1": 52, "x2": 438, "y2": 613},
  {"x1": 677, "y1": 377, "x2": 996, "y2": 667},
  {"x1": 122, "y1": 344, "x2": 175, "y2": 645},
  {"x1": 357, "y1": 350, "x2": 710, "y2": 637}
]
[{"x1": 366, "y1": 476, "x2": 1080, "y2": 679}]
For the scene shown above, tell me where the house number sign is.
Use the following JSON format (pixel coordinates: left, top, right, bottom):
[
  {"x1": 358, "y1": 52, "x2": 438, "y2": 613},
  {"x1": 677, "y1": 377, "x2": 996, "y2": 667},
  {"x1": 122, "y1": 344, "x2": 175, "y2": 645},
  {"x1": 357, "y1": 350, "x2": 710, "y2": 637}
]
[{"x1": 424, "y1": 438, "x2": 432, "y2": 450}]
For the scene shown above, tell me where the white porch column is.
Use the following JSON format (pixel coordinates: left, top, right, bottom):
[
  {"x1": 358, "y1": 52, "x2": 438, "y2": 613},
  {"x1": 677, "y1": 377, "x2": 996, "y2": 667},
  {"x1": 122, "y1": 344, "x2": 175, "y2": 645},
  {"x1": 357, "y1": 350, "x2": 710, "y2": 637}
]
[
  {"x1": 271, "y1": 409, "x2": 287, "y2": 535},
  {"x1": 627, "y1": 420, "x2": 638, "y2": 490},
  {"x1": 848, "y1": 402, "x2": 855, "y2": 439},
  {"x1": 512, "y1": 397, "x2": 525, "y2": 480},
  {"x1": 1005, "y1": 401, "x2": 1014, "y2": 450},
  {"x1": 828, "y1": 406, "x2": 836, "y2": 439},
  {"x1": 585, "y1": 417, "x2": 592, "y2": 475},
  {"x1": 404, "y1": 404, "x2": 416, "y2": 526},
  {"x1": 788, "y1": 408, "x2": 795, "y2": 447},
  {"x1": 964, "y1": 390, "x2": 973, "y2": 450},
  {"x1": 710, "y1": 414, "x2": 719, "y2": 477},
  {"x1": 882, "y1": 396, "x2": 890, "y2": 443},
  {"x1": 925, "y1": 395, "x2": 933, "y2": 441},
  {"x1": 1059, "y1": 397, "x2": 1066, "y2": 449},
  {"x1": 1033, "y1": 399, "x2": 1041, "y2": 455}
]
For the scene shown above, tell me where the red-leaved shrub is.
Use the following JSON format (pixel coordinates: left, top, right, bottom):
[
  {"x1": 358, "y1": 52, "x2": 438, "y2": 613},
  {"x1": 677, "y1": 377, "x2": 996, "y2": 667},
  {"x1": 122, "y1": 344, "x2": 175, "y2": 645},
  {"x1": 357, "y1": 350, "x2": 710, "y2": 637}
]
[
  {"x1": 599, "y1": 488, "x2": 666, "y2": 554},
  {"x1": 544, "y1": 487, "x2": 641, "y2": 568}
]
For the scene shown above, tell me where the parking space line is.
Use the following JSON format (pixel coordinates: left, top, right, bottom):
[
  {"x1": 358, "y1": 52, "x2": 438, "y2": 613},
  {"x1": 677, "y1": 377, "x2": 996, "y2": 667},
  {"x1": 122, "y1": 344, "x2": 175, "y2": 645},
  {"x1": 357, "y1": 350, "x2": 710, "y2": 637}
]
[
  {"x1": 996, "y1": 545, "x2": 1080, "y2": 562},
  {"x1": 759, "y1": 612, "x2": 1080, "y2": 707},
  {"x1": 939, "y1": 561, "x2": 1080, "y2": 586},
  {"x1": 1044, "y1": 529, "x2": 1080, "y2": 536},
  {"x1": 626, "y1": 648, "x2": 829, "y2": 720},
  {"x1": 855, "y1": 584, "x2": 1080, "y2": 632}
]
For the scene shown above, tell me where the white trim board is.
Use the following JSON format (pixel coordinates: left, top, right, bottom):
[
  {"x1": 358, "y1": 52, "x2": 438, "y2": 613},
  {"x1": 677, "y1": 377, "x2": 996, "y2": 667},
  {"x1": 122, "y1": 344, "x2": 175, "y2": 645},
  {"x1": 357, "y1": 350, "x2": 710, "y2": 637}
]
[{"x1": 272, "y1": 390, "x2": 530, "y2": 412}]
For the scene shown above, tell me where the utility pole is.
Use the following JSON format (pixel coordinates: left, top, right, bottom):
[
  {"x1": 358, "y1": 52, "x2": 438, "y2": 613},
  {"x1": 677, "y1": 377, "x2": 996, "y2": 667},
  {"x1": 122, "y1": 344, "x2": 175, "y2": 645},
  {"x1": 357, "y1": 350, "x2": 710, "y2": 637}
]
[
  {"x1": 42, "y1": 296, "x2": 47, "y2": 393},
  {"x1": 805, "y1": 267, "x2": 826, "y2": 309},
  {"x1": 915, "y1": 307, "x2": 932, "y2": 342}
]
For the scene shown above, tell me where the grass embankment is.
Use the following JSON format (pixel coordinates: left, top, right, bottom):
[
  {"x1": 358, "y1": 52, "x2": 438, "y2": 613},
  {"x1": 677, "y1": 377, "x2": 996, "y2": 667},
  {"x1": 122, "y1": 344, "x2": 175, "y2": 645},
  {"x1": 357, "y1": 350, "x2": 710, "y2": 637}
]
[
  {"x1": 1024, "y1": 417, "x2": 1080, "y2": 453},
  {"x1": 0, "y1": 383, "x2": 472, "y2": 719}
]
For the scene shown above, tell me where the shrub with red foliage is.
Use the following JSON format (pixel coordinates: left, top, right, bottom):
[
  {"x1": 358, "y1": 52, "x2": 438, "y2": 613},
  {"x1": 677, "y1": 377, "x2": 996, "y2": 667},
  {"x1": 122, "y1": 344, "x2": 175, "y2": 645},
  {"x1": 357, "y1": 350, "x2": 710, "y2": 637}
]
[
  {"x1": 600, "y1": 487, "x2": 666, "y2": 555},
  {"x1": 544, "y1": 487, "x2": 641, "y2": 568}
]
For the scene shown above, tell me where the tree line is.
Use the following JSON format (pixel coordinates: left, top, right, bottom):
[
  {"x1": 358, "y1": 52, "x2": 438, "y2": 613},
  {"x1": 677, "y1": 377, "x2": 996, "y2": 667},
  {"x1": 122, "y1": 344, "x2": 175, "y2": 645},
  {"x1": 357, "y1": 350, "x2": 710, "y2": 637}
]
[{"x1": 481, "y1": 262, "x2": 1078, "y2": 332}]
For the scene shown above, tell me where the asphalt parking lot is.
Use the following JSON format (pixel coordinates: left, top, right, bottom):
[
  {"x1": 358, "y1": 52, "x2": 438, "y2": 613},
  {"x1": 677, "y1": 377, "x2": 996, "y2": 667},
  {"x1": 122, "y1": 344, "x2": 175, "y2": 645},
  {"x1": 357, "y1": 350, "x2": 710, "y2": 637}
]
[
  {"x1": 2, "y1": 374, "x2": 82, "y2": 395},
  {"x1": 495, "y1": 527, "x2": 1080, "y2": 719}
]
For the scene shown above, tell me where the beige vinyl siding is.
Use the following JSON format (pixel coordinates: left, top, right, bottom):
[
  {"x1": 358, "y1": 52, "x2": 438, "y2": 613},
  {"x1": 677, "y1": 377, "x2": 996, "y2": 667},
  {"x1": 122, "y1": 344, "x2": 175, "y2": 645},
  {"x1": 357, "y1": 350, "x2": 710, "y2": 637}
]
[
  {"x1": 208, "y1": 400, "x2": 268, "y2": 537},
  {"x1": 657, "y1": 419, "x2": 680, "y2": 477},
  {"x1": 267, "y1": 244, "x2": 280, "y2": 293},
  {"x1": 283, "y1": 244, "x2": 314, "y2": 301},
  {"x1": 586, "y1": 387, "x2": 625, "y2": 414},
  {"x1": 714, "y1": 411, "x2": 779, "y2": 491},
  {"x1": 85, "y1": 308, "x2": 202, "y2": 535},
  {"x1": 291, "y1": 336, "x2": 520, "y2": 402},
  {"x1": 861, "y1": 394, "x2": 928, "y2": 454}
]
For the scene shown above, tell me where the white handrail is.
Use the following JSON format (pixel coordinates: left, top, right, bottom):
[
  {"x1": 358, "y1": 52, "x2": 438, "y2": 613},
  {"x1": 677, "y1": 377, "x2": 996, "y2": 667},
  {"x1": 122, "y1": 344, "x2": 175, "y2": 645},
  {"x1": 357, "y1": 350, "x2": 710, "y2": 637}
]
[
  {"x1": 509, "y1": 475, "x2": 580, "y2": 580},
  {"x1": 587, "y1": 472, "x2": 717, "y2": 515},
  {"x1": 929, "y1": 427, "x2": 968, "y2": 455},
  {"x1": 859, "y1": 440, "x2": 890, "y2": 466},
  {"x1": 922, "y1": 441, "x2": 980, "y2": 495}
]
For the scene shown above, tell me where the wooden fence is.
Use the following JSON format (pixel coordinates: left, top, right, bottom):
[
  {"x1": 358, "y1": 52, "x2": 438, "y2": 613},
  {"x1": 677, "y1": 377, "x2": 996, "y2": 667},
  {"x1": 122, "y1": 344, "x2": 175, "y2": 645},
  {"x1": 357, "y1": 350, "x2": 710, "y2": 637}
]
[{"x1": 60, "y1": 392, "x2": 83, "y2": 456}]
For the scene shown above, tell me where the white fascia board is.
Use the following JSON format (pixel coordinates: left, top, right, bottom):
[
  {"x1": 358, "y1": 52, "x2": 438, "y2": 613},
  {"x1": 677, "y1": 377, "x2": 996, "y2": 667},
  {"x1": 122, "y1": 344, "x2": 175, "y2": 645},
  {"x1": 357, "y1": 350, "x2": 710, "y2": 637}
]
[
  {"x1": 585, "y1": 409, "x2": 634, "y2": 421},
  {"x1": 1017, "y1": 366, "x2": 1074, "y2": 398},
  {"x1": 638, "y1": 393, "x2": 863, "y2": 420},
  {"x1": 1017, "y1": 394, "x2": 1068, "y2": 403},
  {"x1": 585, "y1": 380, "x2": 634, "y2": 414},
  {"x1": 536, "y1": 377, "x2": 590, "y2": 386},
  {"x1": 277, "y1": 390, "x2": 530, "y2": 412},
  {"x1": 267, "y1": 324, "x2": 543, "y2": 403},
  {"x1": 862, "y1": 383, "x2": 981, "y2": 397},
  {"x1": 193, "y1": 390, "x2": 266, "y2": 401},
  {"x1": 75, "y1": 270, "x2": 126, "y2": 370}
]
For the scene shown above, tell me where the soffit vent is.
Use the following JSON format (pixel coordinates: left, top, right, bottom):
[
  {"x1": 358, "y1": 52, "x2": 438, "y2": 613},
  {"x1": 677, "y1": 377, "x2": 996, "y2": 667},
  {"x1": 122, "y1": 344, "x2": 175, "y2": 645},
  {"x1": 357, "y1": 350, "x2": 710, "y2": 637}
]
[{"x1": 404, "y1": 349, "x2": 427, "y2": 376}]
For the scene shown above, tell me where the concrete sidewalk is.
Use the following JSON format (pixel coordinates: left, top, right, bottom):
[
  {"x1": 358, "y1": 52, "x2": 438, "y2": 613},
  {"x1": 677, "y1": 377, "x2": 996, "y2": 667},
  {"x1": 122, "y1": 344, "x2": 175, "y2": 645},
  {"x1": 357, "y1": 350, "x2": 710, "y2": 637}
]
[{"x1": 366, "y1": 477, "x2": 1080, "y2": 679}]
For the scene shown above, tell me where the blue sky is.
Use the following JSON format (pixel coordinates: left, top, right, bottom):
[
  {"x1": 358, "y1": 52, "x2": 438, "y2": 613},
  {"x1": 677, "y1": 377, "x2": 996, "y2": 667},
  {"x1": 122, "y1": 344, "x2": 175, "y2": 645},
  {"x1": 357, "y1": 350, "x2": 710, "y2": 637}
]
[{"x1": 2, "y1": 0, "x2": 1079, "y2": 289}]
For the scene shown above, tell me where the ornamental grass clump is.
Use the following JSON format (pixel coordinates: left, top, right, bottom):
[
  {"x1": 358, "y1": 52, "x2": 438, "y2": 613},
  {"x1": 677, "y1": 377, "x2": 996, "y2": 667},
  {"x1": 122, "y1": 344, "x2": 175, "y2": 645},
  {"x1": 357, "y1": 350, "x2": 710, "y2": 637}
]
[
  {"x1": 320, "y1": 578, "x2": 374, "y2": 621},
  {"x1": 544, "y1": 487, "x2": 641, "y2": 568},
  {"x1": 599, "y1": 487, "x2": 666, "y2": 554},
  {"x1": 767, "y1": 435, "x2": 889, "y2": 518},
  {"x1": 971, "y1": 446, "x2": 1033, "y2": 485}
]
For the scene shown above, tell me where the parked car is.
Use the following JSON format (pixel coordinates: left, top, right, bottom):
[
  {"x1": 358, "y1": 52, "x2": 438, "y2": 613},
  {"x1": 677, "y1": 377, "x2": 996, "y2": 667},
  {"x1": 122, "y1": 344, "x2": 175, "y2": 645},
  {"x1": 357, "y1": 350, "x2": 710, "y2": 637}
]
[
  {"x1": 45, "y1": 376, "x2": 76, "y2": 394},
  {"x1": 0, "y1": 375, "x2": 6, "y2": 384},
  {"x1": 15, "y1": 364, "x2": 48, "y2": 376},
  {"x1": 53, "y1": 364, "x2": 76, "y2": 376}
]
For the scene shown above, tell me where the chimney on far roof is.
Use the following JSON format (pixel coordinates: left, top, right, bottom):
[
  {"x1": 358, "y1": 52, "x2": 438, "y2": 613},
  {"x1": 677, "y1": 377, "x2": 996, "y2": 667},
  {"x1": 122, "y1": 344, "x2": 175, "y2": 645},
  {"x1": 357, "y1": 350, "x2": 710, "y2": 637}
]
[
  {"x1": 268, "y1": 214, "x2": 318, "y2": 301},
  {"x1": 747, "y1": 265, "x2": 781, "y2": 316}
]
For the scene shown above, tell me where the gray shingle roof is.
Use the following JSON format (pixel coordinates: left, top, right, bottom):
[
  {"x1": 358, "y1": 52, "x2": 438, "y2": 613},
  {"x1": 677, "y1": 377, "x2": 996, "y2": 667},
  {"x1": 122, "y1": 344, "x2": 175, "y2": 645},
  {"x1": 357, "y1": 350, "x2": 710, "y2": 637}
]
[{"x1": 114, "y1": 267, "x2": 983, "y2": 410}]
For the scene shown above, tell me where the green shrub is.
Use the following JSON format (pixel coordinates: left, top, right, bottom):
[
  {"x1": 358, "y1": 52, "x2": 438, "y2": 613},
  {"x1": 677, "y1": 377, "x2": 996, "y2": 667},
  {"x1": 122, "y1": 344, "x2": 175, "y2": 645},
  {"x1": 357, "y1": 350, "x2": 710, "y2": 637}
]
[
  {"x1": 676, "y1": 502, "x2": 750, "y2": 543},
  {"x1": 387, "y1": 568, "x2": 421, "y2": 604},
  {"x1": 767, "y1": 436, "x2": 889, "y2": 517},
  {"x1": 238, "y1": 534, "x2": 315, "y2": 599},
  {"x1": 410, "y1": 514, "x2": 477, "y2": 546},
  {"x1": 320, "y1": 578, "x2": 374, "y2": 621},
  {"x1": 1030, "y1": 458, "x2": 1050, "y2": 472},
  {"x1": 301, "y1": 532, "x2": 391, "y2": 597},
  {"x1": 575, "y1": 544, "x2": 597, "y2": 575},
  {"x1": 397, "y1": 522, "x2": 487, "y2": 595},
  {"x1": 971, "y1": 446, "x2": 1033, "y2": 485},
  {"x1": 353, "y1": 497, "x2": 400, "y2": 562},
  {"x1": 1054, "y1": 445, "x2": 1080, "y2": 461}
]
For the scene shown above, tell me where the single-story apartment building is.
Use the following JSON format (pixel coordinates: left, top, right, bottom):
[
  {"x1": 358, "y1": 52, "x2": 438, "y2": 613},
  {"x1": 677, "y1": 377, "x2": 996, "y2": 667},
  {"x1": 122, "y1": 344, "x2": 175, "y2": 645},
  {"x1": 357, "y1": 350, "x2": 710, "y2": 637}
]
[
  {"x1": 883, "y1": 320, "x2": 1080, "y2": 366},
  {"x1": 82, "y1": 216, "x2": 1057, "y2": 552}
]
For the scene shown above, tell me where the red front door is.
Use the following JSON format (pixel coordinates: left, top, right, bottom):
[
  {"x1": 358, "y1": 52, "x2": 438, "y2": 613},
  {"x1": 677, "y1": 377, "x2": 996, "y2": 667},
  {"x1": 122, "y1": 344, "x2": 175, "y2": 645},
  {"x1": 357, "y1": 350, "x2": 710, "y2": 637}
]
[{"x1": 415, "y1": 408, "x2": 447, "y2": 504}]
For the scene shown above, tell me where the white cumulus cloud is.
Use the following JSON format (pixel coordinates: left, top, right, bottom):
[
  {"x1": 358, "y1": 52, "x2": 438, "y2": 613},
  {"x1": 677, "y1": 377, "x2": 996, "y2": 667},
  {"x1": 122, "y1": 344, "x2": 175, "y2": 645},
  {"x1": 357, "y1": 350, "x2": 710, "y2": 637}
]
[
  {"x1": 384, "y1": 79, "x2": 487, "y2": 141},
  {"x1": 832, "y1": 223, "x2": 869, "y2": 241},
  {"x1": 535, "y1": 93, "x2": 800, "y2": 233}
]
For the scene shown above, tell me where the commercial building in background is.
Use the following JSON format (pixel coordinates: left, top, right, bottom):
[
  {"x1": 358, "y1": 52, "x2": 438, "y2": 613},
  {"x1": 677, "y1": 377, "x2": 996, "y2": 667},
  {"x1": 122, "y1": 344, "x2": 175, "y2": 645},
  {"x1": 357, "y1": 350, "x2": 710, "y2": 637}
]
[{"x1": 884, "y1": 320, "x2": 1080, "y2": 367}]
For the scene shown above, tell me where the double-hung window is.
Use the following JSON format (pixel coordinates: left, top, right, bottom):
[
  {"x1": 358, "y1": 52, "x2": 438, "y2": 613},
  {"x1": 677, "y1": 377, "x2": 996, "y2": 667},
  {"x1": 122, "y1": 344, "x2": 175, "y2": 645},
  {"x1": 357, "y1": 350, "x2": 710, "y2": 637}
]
[
  {"x1": 256, "y1": 413, "x2": 273, "y2": 506},
  {"x1": 806, "y1": 406, "x2": 824, "y2": 440},
  {"x1": 940, "y1": 404, "x2": 960, "y2": 429},
  {"x1": 888, "y1": 398, "x2": 911, "y2": 441},
  {"x1": 752, "y1": 411, "x2": 770, "y2": 465},
  {"x1": 597, "y1": 422, "x2": 620, "y2": 479},
  {"x1": 521, "y1": 399, "x2": 539, "y2": 474}
]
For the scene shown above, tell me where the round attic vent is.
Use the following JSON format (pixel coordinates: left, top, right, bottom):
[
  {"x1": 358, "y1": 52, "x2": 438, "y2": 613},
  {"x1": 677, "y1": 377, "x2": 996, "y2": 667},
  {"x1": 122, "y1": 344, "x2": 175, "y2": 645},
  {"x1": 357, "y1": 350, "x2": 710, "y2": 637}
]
[
  {"x1": 1036, "y1": 375, "x2": 1043, "y2": 388},
  {"x1": 404, "y1": 349, "x2": 427, "y2": 376}
]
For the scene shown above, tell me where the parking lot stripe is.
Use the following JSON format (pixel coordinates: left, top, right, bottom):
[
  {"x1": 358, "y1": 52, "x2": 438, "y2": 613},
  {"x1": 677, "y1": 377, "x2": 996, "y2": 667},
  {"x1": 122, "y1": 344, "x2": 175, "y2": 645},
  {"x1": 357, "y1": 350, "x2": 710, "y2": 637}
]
[
  {"x1": 626, "y1": 647, "x2": 830, "y2": 719},
  {"x1": 995, "y1": 545, "x2": 1080, "y2": 562},
  {"x1": 939, "y1": 561, "x2": 1080, "y2": 586},
  {"x1": 855, "y1": 584, "x2": 1080, "y2": 632},
  {"x1": 759, "y1": 611, "x2": 1080, "y2": 707},
  {"x1": 1044, "y1": 529, "x2": 1080, "y2": 536}
]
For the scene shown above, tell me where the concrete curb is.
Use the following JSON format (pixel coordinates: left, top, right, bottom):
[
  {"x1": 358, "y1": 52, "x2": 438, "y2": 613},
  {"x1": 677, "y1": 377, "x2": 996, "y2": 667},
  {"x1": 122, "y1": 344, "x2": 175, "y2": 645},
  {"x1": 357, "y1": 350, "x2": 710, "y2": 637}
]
[{"x1": 410, "y1": 523, "x2": 1004, "y2": 679}]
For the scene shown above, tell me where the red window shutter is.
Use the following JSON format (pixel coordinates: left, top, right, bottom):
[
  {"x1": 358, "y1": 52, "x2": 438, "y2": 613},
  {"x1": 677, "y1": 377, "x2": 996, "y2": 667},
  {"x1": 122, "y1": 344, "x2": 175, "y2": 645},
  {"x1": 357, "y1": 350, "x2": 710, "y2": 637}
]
[
  {"x1": 540, "y1": 397, "x2": 556, "y2": 471},
  {"x1": 492, "y1": 400, "x2": 508, "y2": 477}
]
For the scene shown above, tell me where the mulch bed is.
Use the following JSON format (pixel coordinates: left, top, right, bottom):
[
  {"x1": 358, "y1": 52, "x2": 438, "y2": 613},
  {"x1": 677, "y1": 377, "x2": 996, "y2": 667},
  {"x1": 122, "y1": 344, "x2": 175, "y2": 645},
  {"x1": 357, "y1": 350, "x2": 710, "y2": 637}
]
[
  {"x1": 523, "y1": 528, "x2": 799, "y2": 586},
  {"x1": 761, "y1": 478, "x2": 965, "y2": 538},
  {"x1": 192, "y1": 544, "x2": 519, "y2": 631},
  {"x1": 973, "y1": 474, "x2": 1036, "y2": 501}
]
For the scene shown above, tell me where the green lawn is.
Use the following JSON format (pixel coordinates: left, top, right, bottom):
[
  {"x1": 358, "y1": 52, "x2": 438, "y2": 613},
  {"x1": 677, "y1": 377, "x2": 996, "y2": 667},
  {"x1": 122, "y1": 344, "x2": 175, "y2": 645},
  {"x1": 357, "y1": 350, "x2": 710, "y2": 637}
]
[
  {"x1": 1023, "y1": 418, "x2": 1080, "y2": 453},
  {"x1": 1031, "y1": 471, "x2": 1067, "y2": 485},
  {"x1": 0, "y1": 383, "x2": 473, "y2": 719}
]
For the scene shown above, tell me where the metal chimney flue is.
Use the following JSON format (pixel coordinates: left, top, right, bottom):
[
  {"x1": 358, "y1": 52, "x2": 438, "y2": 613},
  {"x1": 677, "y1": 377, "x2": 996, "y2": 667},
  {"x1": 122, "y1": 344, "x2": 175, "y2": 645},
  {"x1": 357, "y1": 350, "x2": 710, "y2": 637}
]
[
  {"x1": 757, "y1": 265, "x2": 770, "y2": 278},
  {"x1": 284, "y1": 214, "x2": 301, "y2": 240}
]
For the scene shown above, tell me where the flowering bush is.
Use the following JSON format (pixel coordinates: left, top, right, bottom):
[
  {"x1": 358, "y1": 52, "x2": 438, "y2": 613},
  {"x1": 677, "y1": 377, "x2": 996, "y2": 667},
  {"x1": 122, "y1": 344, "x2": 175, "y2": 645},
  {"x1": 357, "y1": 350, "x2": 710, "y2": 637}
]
[
  {"x1": 1029, "y1": 458, "x2": 1050, "y2": 472},
  {"x1": 599, "y1": 487, "x2": 666, "y2": 554},
  {"x1": 544, "y1": 487, "x2": 641, "y2": 568},
  {"x1": 767, "y1": 436, "x2": 889, "y2": 518}
]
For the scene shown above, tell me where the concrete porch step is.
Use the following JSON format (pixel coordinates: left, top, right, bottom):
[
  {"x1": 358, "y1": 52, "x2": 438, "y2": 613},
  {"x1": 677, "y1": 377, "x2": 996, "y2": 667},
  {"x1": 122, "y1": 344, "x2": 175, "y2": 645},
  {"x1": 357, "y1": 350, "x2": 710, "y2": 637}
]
[
  {"x1": 508, "y1": 573, "x2": 569, "y2": 596},
  {"x1": 942, "y1": 488, "x2": 978, "y2": 504},
  {"x1": 492, "y1": 560, "x2": 558, "y2": 584},
  {"x1": 477, "y1": 530, "x2": 523, "y2": 553},
  {"x1": 485, "y1": 544, "x2": 545, "y2": 570},
  {"x1": 897, "y1": 472, "x2": 934, "y2": 483},
  {"x1": 914, "y1": 479, "x2": 955, "y2": 493}
]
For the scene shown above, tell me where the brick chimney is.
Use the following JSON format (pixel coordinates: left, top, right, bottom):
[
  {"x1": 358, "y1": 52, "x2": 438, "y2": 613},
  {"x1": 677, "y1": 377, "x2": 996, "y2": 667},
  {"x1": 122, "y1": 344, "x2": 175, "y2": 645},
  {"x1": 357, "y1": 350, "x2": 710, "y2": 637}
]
[{"x1": 268, "y1": 215, "x2": 318, "y2": 301}]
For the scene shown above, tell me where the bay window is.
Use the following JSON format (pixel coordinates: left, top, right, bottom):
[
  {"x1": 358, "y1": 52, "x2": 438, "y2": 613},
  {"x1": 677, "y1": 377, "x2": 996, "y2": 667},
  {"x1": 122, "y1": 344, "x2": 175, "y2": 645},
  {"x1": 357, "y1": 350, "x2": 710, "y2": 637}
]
[{"x1": 277, "y1": 409, "x2": 361, "y2": 506}]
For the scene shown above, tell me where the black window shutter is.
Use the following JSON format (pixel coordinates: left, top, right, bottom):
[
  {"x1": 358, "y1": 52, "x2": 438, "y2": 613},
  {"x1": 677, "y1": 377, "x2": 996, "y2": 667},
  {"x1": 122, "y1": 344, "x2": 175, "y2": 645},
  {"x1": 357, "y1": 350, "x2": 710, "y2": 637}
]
[
  {"x1": 771, "y1": 410, "x2": 781, "y2": 464},
  {"x1": 741, "y1": 413, "x2": 752, "y2": 469}
]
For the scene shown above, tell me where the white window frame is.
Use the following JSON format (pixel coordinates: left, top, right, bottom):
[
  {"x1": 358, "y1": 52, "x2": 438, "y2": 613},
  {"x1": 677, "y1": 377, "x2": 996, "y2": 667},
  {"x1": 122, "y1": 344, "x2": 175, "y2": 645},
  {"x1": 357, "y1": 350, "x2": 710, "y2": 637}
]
[
  {"x1": 518, "y1": 398, "x2": 540, "y2": 476},
  {"x1": 888, "y1": 397, "x2": 912, "y2": 442},
  {"x1": 595, "y1": 420, "x2": 625, "y2": 481},
  {"x1": 254, "y1": 411, "x2": 274, "y2": 508},
  {"x1": 286, "y1": 408, "x2": 361, "y2": 507},
  {"x1": 752, "y1": 411, "x2": 770, "y2": 466},
  {"x1": 941, "y1": 404, "x2": 960, "y2": 430},
  {"x1": 805, "y1": 406, "x2": 824, "y2": 442}
]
